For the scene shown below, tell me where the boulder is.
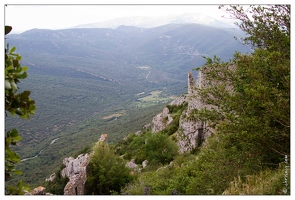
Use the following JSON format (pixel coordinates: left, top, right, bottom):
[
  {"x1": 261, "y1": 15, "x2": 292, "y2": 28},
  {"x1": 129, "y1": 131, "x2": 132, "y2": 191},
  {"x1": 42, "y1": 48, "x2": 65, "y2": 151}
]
[
  {"x1": 61, "y1": 153, "x2": 91, "y2": 195},
  {"x1": 126, "y1": 159, "x2": 140, "y2": 172},
  {"x1": 142, "y1": 160, "x2": 148, "y2": 168}
]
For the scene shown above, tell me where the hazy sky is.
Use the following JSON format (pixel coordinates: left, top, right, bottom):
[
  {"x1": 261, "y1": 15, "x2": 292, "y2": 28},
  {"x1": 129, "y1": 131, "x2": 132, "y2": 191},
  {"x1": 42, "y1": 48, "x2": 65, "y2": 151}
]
[{"x1": 5, "y1": 4, "x2": 233, "y2": 34}]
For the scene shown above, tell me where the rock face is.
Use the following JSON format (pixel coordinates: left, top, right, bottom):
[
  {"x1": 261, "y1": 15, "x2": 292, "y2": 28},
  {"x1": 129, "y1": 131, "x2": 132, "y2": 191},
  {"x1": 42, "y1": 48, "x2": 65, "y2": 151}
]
[
  {"x1": 151, "y1": 107, "x2": 173, "y2": 133},
  {"x1": 150, "y1": 70, "x2": 213, "y2": 153},
  {"x1": 151, "y1": 94, "x2": 186, "y2": 133},
  {"x1": 177, "y1": 71, "x2": 213, "y2": 153},
  {"x1": 62, "y1": 153, "x2": 91, "y2": 195}
]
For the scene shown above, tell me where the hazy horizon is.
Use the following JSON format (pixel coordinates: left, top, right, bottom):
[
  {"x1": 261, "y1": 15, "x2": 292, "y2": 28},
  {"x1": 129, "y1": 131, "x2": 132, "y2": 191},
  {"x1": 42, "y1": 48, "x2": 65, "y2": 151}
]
[{"x1": 5, "y1": 4, "x2": 235, "y2": 34}]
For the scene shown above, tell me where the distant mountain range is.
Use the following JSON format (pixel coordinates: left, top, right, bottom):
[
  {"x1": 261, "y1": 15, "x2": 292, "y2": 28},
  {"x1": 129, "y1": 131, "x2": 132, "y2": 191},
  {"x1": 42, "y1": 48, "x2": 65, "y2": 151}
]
[{"x1": 72, "y1": 13, "x2": 236, "y2": 29}]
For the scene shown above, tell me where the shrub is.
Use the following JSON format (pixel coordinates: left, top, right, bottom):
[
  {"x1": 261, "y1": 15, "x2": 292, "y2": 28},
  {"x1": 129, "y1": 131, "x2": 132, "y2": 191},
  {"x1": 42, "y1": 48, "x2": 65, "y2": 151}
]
[
  {"x1": 84, "y1": 141, "x2": 133, "y2": 195},
  {"x1": 144, "y1": 133, "x2": 178, "y2": 165},
  {"x1": 223, "y1": 163, "x2": 290, "y2": 195},
  {"x1": 44, "y1": 164, "x2": 69, "y2": 195}
]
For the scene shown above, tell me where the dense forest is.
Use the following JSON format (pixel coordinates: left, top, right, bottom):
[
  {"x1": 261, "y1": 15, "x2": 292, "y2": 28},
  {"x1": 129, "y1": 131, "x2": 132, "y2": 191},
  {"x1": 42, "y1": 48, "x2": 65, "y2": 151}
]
[{"x1": 5, "y1": 5, "x2": 289, "y2": 195}]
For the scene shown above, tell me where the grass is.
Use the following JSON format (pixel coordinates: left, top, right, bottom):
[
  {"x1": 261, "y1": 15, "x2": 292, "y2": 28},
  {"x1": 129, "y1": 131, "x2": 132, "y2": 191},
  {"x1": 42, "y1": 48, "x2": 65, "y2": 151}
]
[
  {"x1": 223, "y1": 163, "x2": 290, "y2": 195},
  {"x1": 132, "y1": 90, "x2": 175, "y2": 108},
  {"x1": 102, "y1": 110, "x2": 126, "y2": 120}
]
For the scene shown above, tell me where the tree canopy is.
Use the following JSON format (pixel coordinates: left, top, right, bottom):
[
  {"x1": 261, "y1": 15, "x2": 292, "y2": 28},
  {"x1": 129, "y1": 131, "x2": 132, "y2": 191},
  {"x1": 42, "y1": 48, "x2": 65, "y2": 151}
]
[{"x1": 195, "y1": 5, "x2": 290, "y2": 166}]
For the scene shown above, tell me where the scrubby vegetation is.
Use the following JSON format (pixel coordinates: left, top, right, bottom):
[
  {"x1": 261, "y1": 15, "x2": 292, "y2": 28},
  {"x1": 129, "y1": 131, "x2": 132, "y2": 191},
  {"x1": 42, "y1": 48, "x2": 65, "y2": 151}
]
[
  {"x1": 223, "y1": 163, "x2": 290, "y2": 195},
  {"x1": 44, "y1": 164, "x2": 69, "y2": 195},
  {"x1": 84, "y1": 141, "x2": 133, "y2": 195},
  {"x1": 164, "y1": 102, "x2": 188, "y2": 136}
]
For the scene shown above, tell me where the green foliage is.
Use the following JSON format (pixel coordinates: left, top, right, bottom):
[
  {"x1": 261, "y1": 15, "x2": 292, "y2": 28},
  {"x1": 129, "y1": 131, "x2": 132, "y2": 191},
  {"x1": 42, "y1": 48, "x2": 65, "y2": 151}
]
[
  {"x1": 166, "y1": 102, "x2": 187, "y2": 114},
  {"x1": 72, "y1": 146, "x2": 92, "y2": 159},
  {"x1": 184, "y1": 133, "x2": 263, "y2": 194},
  {"x1": 6, "y1": 180, "x2": 30, "y2": 195},
  {"x1": 5, "y1": 129, "x2": 22, "y2": 180},
  {"x1": 5, "y1": 25, "x2": 36, "y2": 195},
  {"x1": 163, "y1": 102, "x2": 188, "y2": 136},
  {"x1": 196, "y1": 4, "x2": 289, "y2": 163},
  {"x1": 84, "y1": 141, "x2": 133, "y2": 195},
  {"x1": 221, "y1": 5, "x2": 290, "y2": 54},
  {"x1": 140, "y1": 159, "x2": 163, "y2": 172},
  {"x1": 113, "y1": 131, "x2": 150, "y2": 164},
  {"x1": 122, "y1": 154, "x2": 196, "y2": 195},
  {"x1": 223, "y1": 163, "x2": 290, "y2": 195},
  {"x1": 143, "y1": 133, "x2": 179, "y2": 165},
  {"x1": 44, "y1": 164, "x2": 69, "y2": 195},
  {"x1": 5, "y1": 40, "x2": 36, "y2": 119}
]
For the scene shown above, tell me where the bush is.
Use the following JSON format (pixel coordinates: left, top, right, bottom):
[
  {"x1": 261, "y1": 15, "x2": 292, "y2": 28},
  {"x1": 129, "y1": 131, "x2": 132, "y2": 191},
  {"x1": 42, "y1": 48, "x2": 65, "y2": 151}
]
[
  {"x1": 184, "y1": 133, "x2": 264, "y2": 195},
  {"x1": 84, "y1": 141, "x2": 133, "y2": 195},
  {"x1": 44, "y1": 164, "x2": 69, "y2": 195},
  {"x1": 144, "y1": 133, "x2": 178, "y2": 165},
  {"x1": 223, "y1": 163, "x2": 290, "y2": 195}
]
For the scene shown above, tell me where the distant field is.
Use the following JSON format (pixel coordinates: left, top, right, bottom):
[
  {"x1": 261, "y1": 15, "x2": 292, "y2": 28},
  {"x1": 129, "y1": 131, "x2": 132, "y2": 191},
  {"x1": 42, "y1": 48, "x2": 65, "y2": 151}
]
[
  {"x1": 102, "y1": 111, "x2": 126, "y2": 120},
  {"x1": 132, "y1": 90, "x2": 175, "y2": 108},
  {"x1": 137, "y1": 65, "x2": 151, "y2": 70}
]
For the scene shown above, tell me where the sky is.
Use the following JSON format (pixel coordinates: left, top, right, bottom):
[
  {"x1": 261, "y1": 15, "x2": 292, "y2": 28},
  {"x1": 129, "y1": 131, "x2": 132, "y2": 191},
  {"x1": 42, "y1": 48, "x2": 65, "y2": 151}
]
[{"x1": 4, "y1": 4, "x2": 234, "y2": 34}]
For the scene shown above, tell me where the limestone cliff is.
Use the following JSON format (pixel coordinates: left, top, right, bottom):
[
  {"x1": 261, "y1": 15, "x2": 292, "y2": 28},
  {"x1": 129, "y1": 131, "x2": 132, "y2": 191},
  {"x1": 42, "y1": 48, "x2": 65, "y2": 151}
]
[
  {"x1": 151, "y1": 107, "x2": 173, "y2": 133},
  {"x1": 62, "y1": 153, "x2": 91, "y2": 195},
  {"x1": 151, "y1": 71, "x2": 213, "y2": 153}
]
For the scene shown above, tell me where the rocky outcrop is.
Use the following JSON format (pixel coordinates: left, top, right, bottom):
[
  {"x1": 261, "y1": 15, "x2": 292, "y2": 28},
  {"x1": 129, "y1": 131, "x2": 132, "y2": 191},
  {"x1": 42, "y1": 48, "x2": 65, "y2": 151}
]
[
  {"x1": 151, "y1": 107, "x2": 173, "y2": 133},
  {"x1": 45, "y1": 173, "x2": 56, "y2": 182},
  {"x1": 176, "y1": 71, "x2": 213, "y2": 153},
  {"x1": 99, "y1": 134, "x2": 108, "y2": 143},
  {"x1": 126, "y1": 159, "x2": 140, "y2": 172},
  {"x1": 25, "y1": 186, "x2": 52, "y2": 195},
  {"x1": 62, "y1": 153, "x2": 91, "y2": 195},
  {"x1": 169, "y1": 95, "x2": 186, "y2": 106},
  {"x1": 151, "y1": 95, "x2": 186, "y2": 133},
  {"x1": 150, "y1": 70, "x2": 213, "y2": 153},
  {"x1": 176, "y1": 71, "x2": 212, "y2": 153}
]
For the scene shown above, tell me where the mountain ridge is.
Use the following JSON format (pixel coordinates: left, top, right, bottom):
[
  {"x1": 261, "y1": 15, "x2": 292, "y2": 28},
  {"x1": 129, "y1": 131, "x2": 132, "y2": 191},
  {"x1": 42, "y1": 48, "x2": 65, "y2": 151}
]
[{"x1": 71, "y1": 13, "x2": 236, "y2": 29}]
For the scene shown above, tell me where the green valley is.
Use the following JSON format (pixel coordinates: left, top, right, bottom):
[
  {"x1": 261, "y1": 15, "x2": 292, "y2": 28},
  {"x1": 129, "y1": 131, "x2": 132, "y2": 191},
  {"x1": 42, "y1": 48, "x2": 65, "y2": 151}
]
[{"x1": 5, "y1": 23, "x2": 252, "y2": 188}]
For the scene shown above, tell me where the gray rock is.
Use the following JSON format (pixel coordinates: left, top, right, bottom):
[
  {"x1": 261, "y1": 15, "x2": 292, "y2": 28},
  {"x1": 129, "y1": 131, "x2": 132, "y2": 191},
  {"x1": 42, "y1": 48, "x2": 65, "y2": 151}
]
[
  {"x1": 126, "y1": 159, "x2": 140, "y2": 172},
  {"x1": 142, "y1": 160, "x2": 148, "y2": 168},
  {"x1": 176, "y1": 71, "x2": 214, "y2": 153},
  {"x1": 151, "y1": 107, "x2": 173, "y2": 133},
  {"x1": 45, "y1": 173, "x2": 56, "y2": 182},
  {"x1": 62, "y1": 153, "x2": 91, "y2": 195}
]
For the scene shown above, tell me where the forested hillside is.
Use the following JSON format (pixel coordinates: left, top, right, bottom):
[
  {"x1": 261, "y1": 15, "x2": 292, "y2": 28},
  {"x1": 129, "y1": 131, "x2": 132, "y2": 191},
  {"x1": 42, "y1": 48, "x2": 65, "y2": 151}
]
[{"x1": 5, "y1": 22, "x2": 251, "y2": 187}]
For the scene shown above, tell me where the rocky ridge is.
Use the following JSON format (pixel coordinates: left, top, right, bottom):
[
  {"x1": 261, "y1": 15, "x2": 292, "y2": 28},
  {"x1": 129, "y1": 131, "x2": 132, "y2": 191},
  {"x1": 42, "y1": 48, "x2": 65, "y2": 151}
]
[{"x1": 151, "y1": 71, "x2": 212, "y2": 153}]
